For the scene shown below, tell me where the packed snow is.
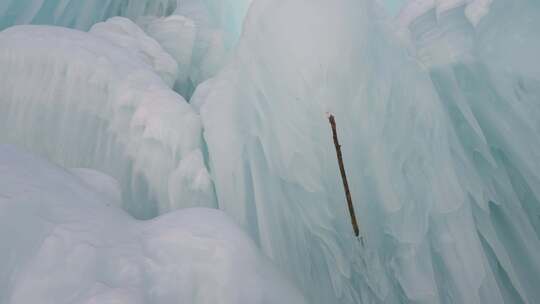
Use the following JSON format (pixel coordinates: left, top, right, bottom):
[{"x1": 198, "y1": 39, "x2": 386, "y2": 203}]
[{"x1": 0, "y1": 145, "x2": 306, "y2": 304}]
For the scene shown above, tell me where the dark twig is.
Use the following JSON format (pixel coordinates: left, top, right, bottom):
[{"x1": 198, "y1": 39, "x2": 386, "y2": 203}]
[{"x1": 327, "y1": 114, "x2": 364, "y2": 245}]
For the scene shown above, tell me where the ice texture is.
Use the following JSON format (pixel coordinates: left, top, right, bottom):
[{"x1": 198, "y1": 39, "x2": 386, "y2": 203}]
[
  {"x1": 137, "y1": 12, "x2": 227, "y2": 98},
  {"x1": 0, "y1": 0, "x2": 178, "y2": 31},
  {"x1": 396, "y1": 0, "x2": 492, "y2": 27},
  {"x1": 0, "y1": 0, "x2": 253, "y2": 100},
  {"x1": 1, "y1": 0, "x2": 540, "y2": 304},
  {"x1": 0, "y1": 145, "x2": 305, "y2": 304},
  {"x1": 138, "y1": 15, "x2": 197, "y2": 95},
  {"x1": 192, "y1": 0, "x2": 540, "y2": 303},
  {"x1": 90, "y1": 17, "x2": 179, "y2": 87},
  {"x1": 0, "y1": 22, "x2": 215, "y2": 219},
  {"x1": 0, "y1": 0, "x2": 252, "y2": 43}
]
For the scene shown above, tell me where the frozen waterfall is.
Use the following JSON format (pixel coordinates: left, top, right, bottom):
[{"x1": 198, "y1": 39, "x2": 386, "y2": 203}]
[{"x1": 1, "y1": 0, "x2": 540, "y2": 303}]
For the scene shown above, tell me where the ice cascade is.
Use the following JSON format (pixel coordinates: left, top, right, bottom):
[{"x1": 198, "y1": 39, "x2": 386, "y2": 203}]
[
  {"x1": 192, "y1": 0, "x2": 540, "y2": 303},
  {"x1": 0, "y1": 19, "x2": 215, "y2": 218}
]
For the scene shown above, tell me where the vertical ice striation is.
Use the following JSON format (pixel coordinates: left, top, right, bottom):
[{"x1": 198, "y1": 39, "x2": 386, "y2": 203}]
[
  {"x1": 0, "y1": 20, "x2": 216, "y2": 219},
  {"x1": 193, "y1": 0, "x2": 540, "y2": 303},
  {"x1": 0, "y1": 0, "x2": 177, "y2": 31},
  {"x1": 0, "y1": 0, "x2": 253, "y2": 97}
]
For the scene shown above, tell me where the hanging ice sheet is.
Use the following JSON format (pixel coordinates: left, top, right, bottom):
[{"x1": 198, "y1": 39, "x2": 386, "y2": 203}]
[{"x1": 193, "y1": 0, "x2": 540, "y2": 303}]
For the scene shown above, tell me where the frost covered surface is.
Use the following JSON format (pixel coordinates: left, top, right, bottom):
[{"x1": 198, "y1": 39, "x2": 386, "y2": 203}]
[
  {"x1": 194, "y1": 0, "x2": 540, "y2": 303},
  {"x1": 0, "y1": 145, "x2": 305, "y2": 304},
  {"x1": 0, "y1": 21, "x2": 215, "y2": 218}
]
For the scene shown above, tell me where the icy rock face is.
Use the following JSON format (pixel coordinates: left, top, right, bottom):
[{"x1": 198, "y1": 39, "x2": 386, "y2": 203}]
[
  {"x1": 193, "y1": 0, "x2": 540, "y2": 303},
  {"x1": 0, "y1": 145, "x2": 305, "y2": 304},
  {"x1": 0, "y1": 23, "x2": 215, "y2": 218}
]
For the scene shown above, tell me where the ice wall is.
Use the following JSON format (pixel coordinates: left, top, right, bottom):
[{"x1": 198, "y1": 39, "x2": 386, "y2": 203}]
[
  {"x1": 0, "y1": 145, "x2": 305, "y2": 304},
  {"x1": 136, "y1": 0, "x2": 253, "y2": 96},
  {"x1": 0, "y1": 0, "x2": 251, "y2": 43},
  {"x1": 396, "y1": 0, "x2": 493, "y2": 27},
  {"x1": 0, "y1": 0, "x2": 177, "y2": 31},
  {"x1": 193, "y1": 0, "x2": 540, "y2": 303},
  {"x1": 0, "y1": 0, "x2": 253, "y2": 98},
  {"x1": 0, "y1": 21, "x2": 215, "y2": 218}
]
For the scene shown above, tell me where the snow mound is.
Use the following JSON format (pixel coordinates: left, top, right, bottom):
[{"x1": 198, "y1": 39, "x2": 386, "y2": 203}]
[
  {"x1": 0, "y1": 145, "x2": 305, "y2": 304},
  {"x1": 0, "y1": 23, "x2": 215, "y2": 218}
]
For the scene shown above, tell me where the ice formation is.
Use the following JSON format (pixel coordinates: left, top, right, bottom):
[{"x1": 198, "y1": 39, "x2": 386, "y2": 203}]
[
  {"x1": 0, "y1": 20, "x2": 215, "y2": 218},
  {"x1": 0, "y1": 145, "x2": 305, "y2": 304},
  {"x1": 0, "y1": 0, "x2": 253, "y2": 95},
  {"x1": 1, "y1": 0, "x2": 540, "y2": 303},
  {"x1": 193, "y1": 0, "x2": 540, "y2": 303}
]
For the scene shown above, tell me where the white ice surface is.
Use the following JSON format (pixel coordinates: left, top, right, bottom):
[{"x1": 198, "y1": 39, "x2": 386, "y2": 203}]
[
  {"x1": 70, "y1": 168, "x2": 123, "y2": 207},
  {"x1": 0, "y1": 0, "x2": 178, "y2": 30},
  {"x1": 193, "y1": 0, "x2": 540, "y2": 303},
  {"x1": 138, "y1": 15, "x2": 197, "y2": 94},
  {"x1": 0, "y1": 0, "x2": 253, "y2": 99},
  {"x1": 137, "y1": 13, "x2": 227, "y2": 97},
  {"x1": 90, "y1": 17, "x2": 178, "y2": 88},
  {"x1": 396, "y1": 0, "x2": 492, "y2": 27},
  {"x1": 0, "y1": 145, "x2": 306, "y2": 304},
  {"x1": 0, "y1": 23, "x2": 215, "y2": 218}
]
